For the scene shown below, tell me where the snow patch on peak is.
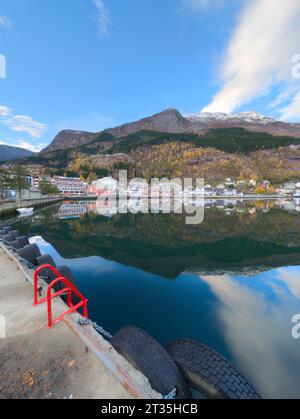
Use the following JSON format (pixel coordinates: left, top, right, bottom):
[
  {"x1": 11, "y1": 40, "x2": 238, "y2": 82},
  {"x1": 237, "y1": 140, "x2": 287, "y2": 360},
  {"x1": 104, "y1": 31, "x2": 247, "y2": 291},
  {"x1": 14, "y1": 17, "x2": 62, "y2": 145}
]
[
  {"x1": 231, "y1": 112, "x2": 275, "y2": 125},
  {"x1": 186, "y1": 111, "x2": 275, "y2": 125},
  {"x1": 187, "y1": 112, "x2": 228, "y2": 121}
]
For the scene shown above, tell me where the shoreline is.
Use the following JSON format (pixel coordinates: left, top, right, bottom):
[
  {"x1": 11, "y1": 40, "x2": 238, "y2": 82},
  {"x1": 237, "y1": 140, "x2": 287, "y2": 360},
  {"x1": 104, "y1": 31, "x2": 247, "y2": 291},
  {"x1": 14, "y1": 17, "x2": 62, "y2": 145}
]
[
  {"x1": 0, "y1": 196, "x2": 63, "y2": 218},
  {"x1": 67, "y1": 194, "x2": 291, "y2": 201}
]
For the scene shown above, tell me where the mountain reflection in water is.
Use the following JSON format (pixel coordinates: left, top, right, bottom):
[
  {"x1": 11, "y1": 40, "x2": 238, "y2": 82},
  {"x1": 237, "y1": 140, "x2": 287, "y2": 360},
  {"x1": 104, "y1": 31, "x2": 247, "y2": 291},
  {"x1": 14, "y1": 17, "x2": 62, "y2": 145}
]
[{"x1": 13, "y1": 199, "x2": 300, "y2": 399}]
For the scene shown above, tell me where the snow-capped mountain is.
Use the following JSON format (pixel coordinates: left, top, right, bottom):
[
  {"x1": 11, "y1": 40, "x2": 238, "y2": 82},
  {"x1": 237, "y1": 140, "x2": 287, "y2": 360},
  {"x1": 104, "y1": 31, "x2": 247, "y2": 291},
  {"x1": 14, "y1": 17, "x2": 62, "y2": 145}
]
[
  {"x1": 184, "y1": 110, "x2": 300, "y2": 137},
  {"x1": 43, "y1": 109, "x2": 300, "y2": 154},
  {"x1": 186, "y1": 111, "x2": 275, "y2": 125}
]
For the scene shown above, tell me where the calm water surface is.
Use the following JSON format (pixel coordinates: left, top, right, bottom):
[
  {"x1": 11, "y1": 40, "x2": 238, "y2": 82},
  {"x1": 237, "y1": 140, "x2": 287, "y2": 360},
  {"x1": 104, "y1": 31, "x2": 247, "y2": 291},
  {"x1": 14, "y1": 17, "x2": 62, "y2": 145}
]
[{"x1": 12, "y1": 199, "x2": 300, "y2": 399}]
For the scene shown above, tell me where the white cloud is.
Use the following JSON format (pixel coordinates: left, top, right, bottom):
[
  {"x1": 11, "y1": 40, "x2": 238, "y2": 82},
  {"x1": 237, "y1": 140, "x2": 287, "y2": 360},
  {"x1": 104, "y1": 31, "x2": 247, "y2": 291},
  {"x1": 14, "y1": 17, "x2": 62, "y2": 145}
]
[
  {"x1": 200, "y1": 273, "x2": 300, "y2": 398},
  {"x1": 0, "y1": 137, "x2": 45, "y2": 152},
  {"x1": 0, "y1": 105, "x2": 47, "y2": 139},
  {"x1": 268, "y1": 89, "x2": 295, "y2": 111},
  {"x1": 277, "y1": 268, "x2": 300, "y2": 299},
  {"x1": 16, "y1": 141, "x2": 46, "y2": 153},
  {"x1": 10, "y1": 115, "x2": 47, "y2": 138},
  {"x1": 0, "y1": 16, "x2": 12, "y2": 29},
  {"x1": 93, "y1": 0, "x2": 111, "y2": 38},
  {"x1": 202, "y1": 0, "x2": 300, "y2": 115},
  {"x1": 0, "y1": 105, "x2": 10, "y2": 117},
  {"x1": 279, "y1": 90, "x2": 300, "y2": 121}
]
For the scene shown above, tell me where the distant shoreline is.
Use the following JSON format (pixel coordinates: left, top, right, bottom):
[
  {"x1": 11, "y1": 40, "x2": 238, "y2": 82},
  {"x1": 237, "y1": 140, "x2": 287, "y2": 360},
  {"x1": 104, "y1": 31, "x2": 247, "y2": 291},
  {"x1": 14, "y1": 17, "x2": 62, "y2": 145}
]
[{"x1": 66, "y1": 194, "x2": 292, "y2": 201}]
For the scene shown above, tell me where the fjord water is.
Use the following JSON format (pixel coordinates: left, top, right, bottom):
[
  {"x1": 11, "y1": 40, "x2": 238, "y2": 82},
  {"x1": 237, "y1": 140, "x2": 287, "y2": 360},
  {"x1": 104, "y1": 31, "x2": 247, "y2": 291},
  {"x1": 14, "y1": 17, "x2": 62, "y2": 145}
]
[{"x1": 13, "y1": 199, "x2": 300, "y2": 399}]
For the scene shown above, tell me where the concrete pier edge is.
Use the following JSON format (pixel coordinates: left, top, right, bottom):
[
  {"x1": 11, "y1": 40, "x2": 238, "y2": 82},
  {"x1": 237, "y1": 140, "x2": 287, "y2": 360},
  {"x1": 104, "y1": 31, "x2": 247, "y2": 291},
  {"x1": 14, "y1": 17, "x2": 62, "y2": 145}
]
[{"x1": 0, "y1": 242, "x2": 161, "y2": 400}]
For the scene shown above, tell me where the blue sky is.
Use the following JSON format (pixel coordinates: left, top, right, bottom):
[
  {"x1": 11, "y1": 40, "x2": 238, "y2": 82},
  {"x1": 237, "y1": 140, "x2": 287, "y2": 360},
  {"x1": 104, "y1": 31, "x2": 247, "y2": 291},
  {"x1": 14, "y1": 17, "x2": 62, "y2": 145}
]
[{"x1": 0, "y1": 0, "x2": 300, "y2": 151}]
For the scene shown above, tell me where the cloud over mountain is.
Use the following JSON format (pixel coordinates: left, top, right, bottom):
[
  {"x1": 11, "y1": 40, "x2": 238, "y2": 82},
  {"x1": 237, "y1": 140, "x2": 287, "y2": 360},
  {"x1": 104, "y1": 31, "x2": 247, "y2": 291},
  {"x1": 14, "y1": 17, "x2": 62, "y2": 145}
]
[{"x1": 202, "y1": 0, "x2": 300, "y2": 119}]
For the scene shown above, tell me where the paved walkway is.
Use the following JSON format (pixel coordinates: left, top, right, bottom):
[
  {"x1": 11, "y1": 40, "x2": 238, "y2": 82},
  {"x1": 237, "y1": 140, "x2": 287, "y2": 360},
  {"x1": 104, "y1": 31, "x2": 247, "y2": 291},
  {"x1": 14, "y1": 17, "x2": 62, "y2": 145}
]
[{"x1": 0, "y1": 247, "x2": 158, "y2": 399}]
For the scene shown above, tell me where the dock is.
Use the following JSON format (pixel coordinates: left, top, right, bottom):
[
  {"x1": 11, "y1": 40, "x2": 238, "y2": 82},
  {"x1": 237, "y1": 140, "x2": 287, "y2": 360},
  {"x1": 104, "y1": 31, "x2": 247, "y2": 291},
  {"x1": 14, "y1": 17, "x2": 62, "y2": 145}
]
[
  {"x1": 0, "y1": 244, "x2": 160, "y2": 399},
  {"x1": 0, "y1": 197, "x2": 64, "y2": 218}
]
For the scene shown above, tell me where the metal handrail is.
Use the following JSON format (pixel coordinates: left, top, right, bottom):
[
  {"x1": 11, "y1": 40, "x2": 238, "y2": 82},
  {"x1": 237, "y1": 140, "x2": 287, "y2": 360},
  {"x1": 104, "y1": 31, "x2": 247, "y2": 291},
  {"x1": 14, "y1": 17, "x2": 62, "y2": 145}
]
[
  {"x1": 33, "y1": 264, "x2": 89, "y2": 328},
  {"x1": 33, "y1": 264, "x2": 64, "y2": 306},
  {"x1": 46, "y1": 276, "x2": 89, "y2": 328}
]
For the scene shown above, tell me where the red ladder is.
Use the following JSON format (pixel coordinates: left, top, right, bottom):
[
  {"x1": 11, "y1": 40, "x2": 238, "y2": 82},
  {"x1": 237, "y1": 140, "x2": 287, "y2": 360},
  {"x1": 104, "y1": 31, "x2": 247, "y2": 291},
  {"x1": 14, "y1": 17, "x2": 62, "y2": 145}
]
[{"x1": 33, "y1": 264, "x2": 89, "y2": 328}]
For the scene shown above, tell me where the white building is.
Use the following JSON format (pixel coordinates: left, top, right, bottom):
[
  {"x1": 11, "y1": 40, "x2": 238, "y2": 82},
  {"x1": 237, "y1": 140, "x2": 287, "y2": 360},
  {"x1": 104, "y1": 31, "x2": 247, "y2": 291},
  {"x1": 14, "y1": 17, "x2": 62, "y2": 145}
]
[
  {"x1": 225, "y1": 178, "x2": 235, "y2": 187},
  {"x1": 88, "y1": 177, "x2": 119, "y2": 197},
  {"x1": 58, "y1": 202, "x2": 88, "y2": 219},
  {"x1": 225, "y1": 189, "x2": 238, "y2": 197},
  {"x1": 52, "y1": 176, "x2": 87, "y2": 196},
  {"x1": 249, "y1": 179, "x2": 257, "y2": 187},
  {"x1": 279, "y1": 182, "x2": 299, "y2": 195}
]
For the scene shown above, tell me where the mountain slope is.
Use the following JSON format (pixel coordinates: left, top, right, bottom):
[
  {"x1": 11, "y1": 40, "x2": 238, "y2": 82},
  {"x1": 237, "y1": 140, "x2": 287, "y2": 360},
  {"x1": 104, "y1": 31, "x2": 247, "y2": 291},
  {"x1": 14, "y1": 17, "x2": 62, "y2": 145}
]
[
  {"x1": 112, "y1": 128, "x2": 300, "y2": 155},
  {"x1": 41, "y1": 109, "x2": 201, "y2": 154},
  {"x1": 21, "y1": 127, "x2": 300, "y2": 185},
  {"x1": 105, "y1": 108, "x2": 197, "y2": 138},
  {"x1": 42, "y1": 109, "x2": 300, "y2": 154},
  {"x1": 132, "y1": 140, "x2": 300, "y2": 184},
  {"x1": 0, "y1": 145, "x2": 35, "y2": 162},
  {"x1": 42, "y1": 130, "x2": 98, "y2": 154}
]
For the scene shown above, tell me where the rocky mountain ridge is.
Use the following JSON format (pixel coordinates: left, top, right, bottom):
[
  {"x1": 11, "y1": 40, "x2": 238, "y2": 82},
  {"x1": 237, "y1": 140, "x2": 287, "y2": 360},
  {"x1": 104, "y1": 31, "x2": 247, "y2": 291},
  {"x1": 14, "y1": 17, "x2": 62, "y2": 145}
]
[
  {"x1": 42, "y1": 109, "x2": 300, "y2": 154},
  {"x1": 0, "y1": 145, "x2": 36, "y2": 162}
]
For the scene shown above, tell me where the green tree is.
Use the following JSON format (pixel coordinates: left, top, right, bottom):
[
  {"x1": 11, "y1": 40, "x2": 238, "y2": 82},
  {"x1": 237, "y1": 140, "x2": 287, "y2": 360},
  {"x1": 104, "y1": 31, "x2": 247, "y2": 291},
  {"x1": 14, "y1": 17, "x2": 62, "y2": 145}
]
[
  {"x1": 10, "y1": 165, "x2": 31, "y2": 200},
  {"x1": 0, "y1": 167, "x2": 12, "y2": 198},
  {"x1": 39, "y1": 179, "x2": 59, "y2": 195}
]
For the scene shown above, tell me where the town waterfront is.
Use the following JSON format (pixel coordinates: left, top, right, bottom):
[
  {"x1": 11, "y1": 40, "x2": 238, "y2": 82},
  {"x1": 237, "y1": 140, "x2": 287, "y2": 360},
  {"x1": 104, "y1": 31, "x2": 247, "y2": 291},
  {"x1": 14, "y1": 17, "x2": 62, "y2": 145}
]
[{"x1": 11, "y1": 199, "x2": 300, "y2": 399}]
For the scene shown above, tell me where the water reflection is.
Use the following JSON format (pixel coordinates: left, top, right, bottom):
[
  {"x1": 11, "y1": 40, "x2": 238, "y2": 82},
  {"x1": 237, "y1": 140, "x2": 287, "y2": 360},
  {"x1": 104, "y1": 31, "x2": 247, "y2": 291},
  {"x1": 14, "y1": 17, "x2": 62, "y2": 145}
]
[
  {"x1": 57, "y1": 197, "x2": 300, "y2": 220},
  {"x1": 17, "y1": 198, "x2": 300, "y2": 278},
  {"x1": 13, "y1": 199, "x2": 300, "y2": 399},
  {"x1": 31, "y1": 237, "x2": 300, "y2": 399},
  {"x1": 200, "y1": 271, "x2": 300, "y2": 399}
]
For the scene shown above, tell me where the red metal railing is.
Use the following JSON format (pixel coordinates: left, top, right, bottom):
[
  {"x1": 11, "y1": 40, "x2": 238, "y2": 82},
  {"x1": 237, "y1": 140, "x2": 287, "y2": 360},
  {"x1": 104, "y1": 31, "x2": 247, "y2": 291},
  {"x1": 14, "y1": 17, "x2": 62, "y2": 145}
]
[
  {"x1": 33, "y1": 264, "x2": 89, "y2": 328},
  {"x1": 34, "y1": 264, "x2": 62, "y2": 306}
]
